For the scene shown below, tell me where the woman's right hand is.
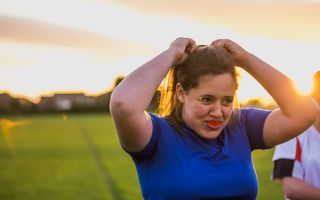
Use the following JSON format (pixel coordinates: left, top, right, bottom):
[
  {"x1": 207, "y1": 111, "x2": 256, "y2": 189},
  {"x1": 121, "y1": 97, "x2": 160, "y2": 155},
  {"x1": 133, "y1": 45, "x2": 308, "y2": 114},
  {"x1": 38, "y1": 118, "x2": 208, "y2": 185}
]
[{"x1": 169, "y1": 37, "x2": 197, "y2": 65}]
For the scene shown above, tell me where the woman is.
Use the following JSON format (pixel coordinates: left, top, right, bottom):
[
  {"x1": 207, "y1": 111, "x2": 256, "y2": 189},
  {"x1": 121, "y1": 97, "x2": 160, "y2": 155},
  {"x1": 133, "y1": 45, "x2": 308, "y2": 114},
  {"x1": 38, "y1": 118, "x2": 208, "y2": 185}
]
[
  {"x1": 110, "y1": 37, "x2": 318, "y2": 199},
  {"x1": 272, "y1": 71, "x2": 320, "y2": 200}
]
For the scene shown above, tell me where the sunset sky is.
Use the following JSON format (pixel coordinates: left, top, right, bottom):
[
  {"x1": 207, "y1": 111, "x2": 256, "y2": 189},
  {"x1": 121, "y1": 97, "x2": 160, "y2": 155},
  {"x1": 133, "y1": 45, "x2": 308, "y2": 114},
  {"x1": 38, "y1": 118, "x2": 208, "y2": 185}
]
[{"x1": 1, "y1": 0, "x2": 320, "y2": 103}]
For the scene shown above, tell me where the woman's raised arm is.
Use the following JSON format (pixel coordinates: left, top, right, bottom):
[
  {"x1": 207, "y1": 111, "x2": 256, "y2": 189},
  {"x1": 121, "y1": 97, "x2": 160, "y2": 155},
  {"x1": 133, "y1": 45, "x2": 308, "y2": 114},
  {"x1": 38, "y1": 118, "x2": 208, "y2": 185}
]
[
  {"x1": 110, "y1": 38, "x2": 196, "y2": 152},
  {"x1": 212, "y1": 39, "x2": 319, "y2": 147}
]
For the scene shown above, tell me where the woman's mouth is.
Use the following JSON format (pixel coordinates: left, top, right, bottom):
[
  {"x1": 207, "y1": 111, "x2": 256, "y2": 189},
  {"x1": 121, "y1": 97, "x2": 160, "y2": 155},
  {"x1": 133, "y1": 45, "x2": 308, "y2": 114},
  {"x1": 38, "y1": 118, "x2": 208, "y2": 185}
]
[{"x1": 206, "y1": 121, "x2": 222, "y2": 129}]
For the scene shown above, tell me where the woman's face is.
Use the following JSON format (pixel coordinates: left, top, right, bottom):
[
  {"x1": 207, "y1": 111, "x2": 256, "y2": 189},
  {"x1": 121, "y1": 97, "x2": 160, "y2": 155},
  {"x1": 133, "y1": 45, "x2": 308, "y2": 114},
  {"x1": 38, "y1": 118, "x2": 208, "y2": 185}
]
[{"x1": 177, "y1": 73, "x2": 236, "y2": 139}]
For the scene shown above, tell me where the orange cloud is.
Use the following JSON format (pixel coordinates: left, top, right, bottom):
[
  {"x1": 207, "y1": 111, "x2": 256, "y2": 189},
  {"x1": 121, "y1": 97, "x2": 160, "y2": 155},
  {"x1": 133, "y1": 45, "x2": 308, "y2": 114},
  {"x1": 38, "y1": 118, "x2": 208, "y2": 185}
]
[
  {"x1": 108, "y1": 0, "x2": 320, "y2": 40},
  {"x1": 0, "y1": 15, "x2": 155, "y2": 53}
]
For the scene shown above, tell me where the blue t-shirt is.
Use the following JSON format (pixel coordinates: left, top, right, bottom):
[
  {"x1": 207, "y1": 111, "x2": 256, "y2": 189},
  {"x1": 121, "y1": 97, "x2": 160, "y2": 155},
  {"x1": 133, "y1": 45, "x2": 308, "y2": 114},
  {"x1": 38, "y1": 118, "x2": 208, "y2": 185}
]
[{"x1": 125, "y1": 108, "x2": 271, "y2": 200}]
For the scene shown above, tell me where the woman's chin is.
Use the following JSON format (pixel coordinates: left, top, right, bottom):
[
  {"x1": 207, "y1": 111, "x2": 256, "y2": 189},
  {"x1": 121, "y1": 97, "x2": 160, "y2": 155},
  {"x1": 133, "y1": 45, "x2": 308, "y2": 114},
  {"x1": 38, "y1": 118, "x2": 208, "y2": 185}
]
[{"x1": 198, "y1": 129, "x2": 222, "y2": 140}]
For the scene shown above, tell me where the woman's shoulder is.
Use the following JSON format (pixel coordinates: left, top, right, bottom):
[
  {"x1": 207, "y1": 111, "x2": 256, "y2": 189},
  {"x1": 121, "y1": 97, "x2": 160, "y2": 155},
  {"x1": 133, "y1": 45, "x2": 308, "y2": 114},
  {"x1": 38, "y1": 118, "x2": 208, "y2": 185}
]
[
  {"x1": 149, "y1": 113, "x2": 170, "y2": 125},
  {"x1": 148, "y1": 113, "x2": 175, "y2": 132},
  {"x1": 236, "y1": 107, "x2": 271, "y2": 121},
  {"x1": 239, "y1": 107, "x2": 271, "y2": 113}
]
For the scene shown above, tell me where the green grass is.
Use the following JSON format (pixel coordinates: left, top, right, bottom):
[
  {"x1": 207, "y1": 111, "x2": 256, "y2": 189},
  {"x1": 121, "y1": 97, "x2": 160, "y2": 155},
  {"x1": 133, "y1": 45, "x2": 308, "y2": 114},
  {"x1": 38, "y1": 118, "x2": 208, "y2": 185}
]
[
  {"x1": 0, "y1": 114, "x2": 283, "y2": 199},
  {"x1": 253, "y1": 149, "x2": 283, "y2": 200}
]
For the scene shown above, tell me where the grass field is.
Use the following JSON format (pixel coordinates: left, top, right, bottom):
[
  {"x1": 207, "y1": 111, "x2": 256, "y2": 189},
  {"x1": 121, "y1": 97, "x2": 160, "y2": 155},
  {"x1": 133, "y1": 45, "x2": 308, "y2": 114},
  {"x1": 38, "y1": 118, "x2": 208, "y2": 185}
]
[{"x1": 0, "y1": 114, "x2": 283, "y2": 200}]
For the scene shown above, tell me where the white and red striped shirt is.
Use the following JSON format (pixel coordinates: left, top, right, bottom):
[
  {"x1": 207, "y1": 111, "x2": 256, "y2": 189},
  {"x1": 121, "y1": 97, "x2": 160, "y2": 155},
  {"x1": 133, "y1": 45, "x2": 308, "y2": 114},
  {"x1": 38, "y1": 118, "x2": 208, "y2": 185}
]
[{"x1": 272, "y1": 125, "x2": 320, "y2": 188}]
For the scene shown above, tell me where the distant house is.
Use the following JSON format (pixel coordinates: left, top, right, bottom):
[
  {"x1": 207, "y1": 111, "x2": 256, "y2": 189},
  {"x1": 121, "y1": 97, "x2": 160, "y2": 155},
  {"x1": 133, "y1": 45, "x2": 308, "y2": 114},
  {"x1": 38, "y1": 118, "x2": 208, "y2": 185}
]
[
  {"x1": 38, "y1": 93, "x2": 96, "y2": 112},
  {"x1": 1, "y1": 76, "x2": 124, "y2": 114}
]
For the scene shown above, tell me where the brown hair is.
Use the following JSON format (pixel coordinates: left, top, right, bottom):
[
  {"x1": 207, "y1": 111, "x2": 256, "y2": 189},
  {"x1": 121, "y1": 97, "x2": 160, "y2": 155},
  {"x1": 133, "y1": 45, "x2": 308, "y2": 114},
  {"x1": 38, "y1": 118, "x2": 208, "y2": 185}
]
[{"x1": 158, "y1": 45, "x2": 239, "y2": 130}]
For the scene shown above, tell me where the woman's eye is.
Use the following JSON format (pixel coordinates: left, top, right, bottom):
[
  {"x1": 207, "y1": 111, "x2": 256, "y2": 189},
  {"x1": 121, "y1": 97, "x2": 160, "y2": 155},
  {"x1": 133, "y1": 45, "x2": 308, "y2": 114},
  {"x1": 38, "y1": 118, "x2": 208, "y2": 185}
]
[
  {"x1": 199, "y1": 97, "x2": 214, "y2": 104},
  {"x1": 222, "y1": 98, "x2": 234, "y2": 105}
]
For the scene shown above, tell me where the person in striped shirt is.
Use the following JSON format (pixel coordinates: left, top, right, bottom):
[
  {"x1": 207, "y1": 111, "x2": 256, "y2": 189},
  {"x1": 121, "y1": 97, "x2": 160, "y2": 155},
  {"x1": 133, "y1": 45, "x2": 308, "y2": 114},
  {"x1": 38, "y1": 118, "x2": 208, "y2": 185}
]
[{"x1": 273, "y1": 71, "x2": 320, "y2": 200}]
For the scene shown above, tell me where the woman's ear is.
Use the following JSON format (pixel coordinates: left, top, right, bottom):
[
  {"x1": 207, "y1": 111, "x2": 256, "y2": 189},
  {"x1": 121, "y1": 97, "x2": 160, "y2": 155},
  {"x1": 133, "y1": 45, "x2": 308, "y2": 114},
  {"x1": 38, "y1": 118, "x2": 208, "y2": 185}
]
[{"x1": 176, "y1": 83, "x2": 185, "y2": 103}]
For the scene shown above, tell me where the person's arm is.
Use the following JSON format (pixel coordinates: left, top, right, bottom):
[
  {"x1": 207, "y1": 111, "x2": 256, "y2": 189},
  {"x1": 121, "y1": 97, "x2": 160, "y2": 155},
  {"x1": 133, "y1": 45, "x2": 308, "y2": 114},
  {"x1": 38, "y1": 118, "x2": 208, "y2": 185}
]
[
  {"x1": 281, "y1": 177, "x2": 320, "y2": 200},
  {"x1": 110, "y1": 37, "x2": 196, "y2": 152},
  {"x1": 212, "y1": 39, "x2": 319, "y2": 147}
]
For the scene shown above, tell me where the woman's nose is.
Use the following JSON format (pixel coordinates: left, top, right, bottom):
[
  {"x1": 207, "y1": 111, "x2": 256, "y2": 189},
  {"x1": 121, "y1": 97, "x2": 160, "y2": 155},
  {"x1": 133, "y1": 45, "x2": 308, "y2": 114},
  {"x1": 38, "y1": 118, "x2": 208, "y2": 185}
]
[{"x1": 209, "y1": 102, "x2": 223, "y2": 118}]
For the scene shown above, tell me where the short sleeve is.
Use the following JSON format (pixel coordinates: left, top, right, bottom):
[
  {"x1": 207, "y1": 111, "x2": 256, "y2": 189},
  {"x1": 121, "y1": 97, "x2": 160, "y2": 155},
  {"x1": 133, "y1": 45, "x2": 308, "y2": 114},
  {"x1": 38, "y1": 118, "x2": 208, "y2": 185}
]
[
  {"x1": 122, "y1": 113, "x2": 160, "y2": 164},
  {"x1": 273, "y1": 137, "x2": 296, "y2": 161},
  {"x1": 242, "y1": 108, "x2": 271, "y2": 150},
  {"x1": 273, "y1": 159, "x2": 295, "y2": 179},
  {"x1": 272, "y1": 138, "x2": 304, "y2": 180}
]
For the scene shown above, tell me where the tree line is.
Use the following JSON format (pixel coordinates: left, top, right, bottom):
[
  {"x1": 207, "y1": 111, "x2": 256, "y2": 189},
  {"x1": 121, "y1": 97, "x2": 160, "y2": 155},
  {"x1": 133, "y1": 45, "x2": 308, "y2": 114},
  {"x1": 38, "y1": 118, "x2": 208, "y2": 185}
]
[{"x1": 0, "y1": 76, "x2": 276, "y2": 115}]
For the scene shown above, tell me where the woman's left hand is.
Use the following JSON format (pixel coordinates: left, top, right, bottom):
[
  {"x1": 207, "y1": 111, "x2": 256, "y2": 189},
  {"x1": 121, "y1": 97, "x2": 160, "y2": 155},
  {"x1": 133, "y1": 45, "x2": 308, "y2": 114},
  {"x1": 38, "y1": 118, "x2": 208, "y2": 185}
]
[{"x1": 211, "y1": 39, "x2": 250, "y2": 68}]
